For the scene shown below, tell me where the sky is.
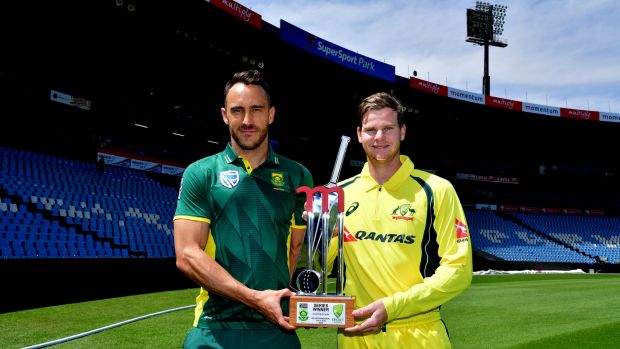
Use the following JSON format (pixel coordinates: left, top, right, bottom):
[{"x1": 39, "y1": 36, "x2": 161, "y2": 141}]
[{"x1": 239, "y1": 0, "x2": 620, "y2": 113}]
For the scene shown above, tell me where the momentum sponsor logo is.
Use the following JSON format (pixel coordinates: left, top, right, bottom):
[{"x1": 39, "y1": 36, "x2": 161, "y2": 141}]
[
  {"x1": 522, "y1": 102, "x2": 560, "y2": 117},
  {"x1": 448, "y1": 87, "x2": 484, "y2": 105},
  {"x1": 600, "y1": 112, "x2": 620, "y2": 123}
]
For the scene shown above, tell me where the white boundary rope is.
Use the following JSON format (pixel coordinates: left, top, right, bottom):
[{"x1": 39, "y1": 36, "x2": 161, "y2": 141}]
[{"x1": 22, "y1": 305, "x2": 194, "y2": 349}]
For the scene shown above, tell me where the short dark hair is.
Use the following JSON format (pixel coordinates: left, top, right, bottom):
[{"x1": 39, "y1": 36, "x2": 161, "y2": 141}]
[
  {"x1": 357, "y1": 92, "x2": 405, "y2": 127},
  {"x1": 223, "y1": 70, "x2": 271, "y2": 107}
]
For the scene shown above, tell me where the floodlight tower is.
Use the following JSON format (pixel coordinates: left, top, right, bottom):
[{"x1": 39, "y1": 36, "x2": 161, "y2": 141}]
[{"x1": 466, "y1": 1, "x2": 507, "y2": 96}]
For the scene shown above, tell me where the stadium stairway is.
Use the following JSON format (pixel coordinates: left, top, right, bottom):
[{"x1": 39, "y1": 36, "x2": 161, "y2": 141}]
[
  {"x1": 500, "y1": 212, "x2": 602, "y2": 263},
  {"x1": 509, "y1": 212, "x2": 620, "y2": 264}
]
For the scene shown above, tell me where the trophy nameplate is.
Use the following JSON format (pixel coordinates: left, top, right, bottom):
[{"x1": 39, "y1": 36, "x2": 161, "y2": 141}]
[{"x1": 290, "y1": 294, "x2": 355, "y2": 328}]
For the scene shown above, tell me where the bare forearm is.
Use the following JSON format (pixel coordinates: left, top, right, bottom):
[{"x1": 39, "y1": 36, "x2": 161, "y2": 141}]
[
  {"x1": 173, "y1": 218, "x2": 295, "y2": 330},
  {"x1": 177, "y1": 246, "x2": 256, "y2": 306},
  {"x1": 177, "y1": 246, "x2": 294, "y2": 329}
]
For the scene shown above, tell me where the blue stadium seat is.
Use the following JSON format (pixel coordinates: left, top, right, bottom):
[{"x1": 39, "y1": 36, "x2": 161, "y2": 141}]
[{"x1": 1, "y1": 146, "x2": 180, "y2": 259}]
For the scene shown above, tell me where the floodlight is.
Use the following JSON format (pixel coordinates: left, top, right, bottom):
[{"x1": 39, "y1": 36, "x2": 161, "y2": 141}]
[{"x1": 466, "y1": 2, "x2": 508, "y2": 96}]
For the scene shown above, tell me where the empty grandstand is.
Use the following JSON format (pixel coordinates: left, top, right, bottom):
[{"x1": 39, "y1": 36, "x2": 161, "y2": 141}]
[
  {"x1": 1, "y1": 145, "x2": 176, "y2": 259},
  {"x1": 1, "y1": 0, "x2": 619, "y2": 312}
]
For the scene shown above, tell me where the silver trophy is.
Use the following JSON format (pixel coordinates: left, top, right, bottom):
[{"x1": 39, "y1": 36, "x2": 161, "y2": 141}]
[{"x1": 290, "y1": 136, "x2": 355, "y2": 328}]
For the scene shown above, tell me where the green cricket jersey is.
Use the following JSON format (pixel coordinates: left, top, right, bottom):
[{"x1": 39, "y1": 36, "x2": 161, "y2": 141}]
[
  {"x1": 329, "y1": 155, "x2": 472, "y2": 327},
  {"x1": 174, "y1": 143, "x2": 313, "y2": 329}
]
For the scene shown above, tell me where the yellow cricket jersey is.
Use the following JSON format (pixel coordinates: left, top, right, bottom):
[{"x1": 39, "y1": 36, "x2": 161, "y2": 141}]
[{"x1": 329, "y1": 155, "x2": 472, "y2": 327}]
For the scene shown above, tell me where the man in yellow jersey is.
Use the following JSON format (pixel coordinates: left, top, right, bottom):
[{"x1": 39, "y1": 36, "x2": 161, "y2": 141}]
[{"x1": 329, "y1": 92, "x2": 472, "y2": 348}]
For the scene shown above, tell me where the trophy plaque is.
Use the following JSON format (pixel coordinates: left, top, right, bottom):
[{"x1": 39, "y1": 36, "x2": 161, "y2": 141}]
[{"x1": 290, "y1": 136, "x2": 355, "y2": 328}]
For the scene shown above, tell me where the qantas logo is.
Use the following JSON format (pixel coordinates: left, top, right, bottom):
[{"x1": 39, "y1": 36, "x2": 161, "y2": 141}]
[
  {"x1": 350, "y1": 230, "x2": 415, "y2": 244},
  {"x1": 343, "y1": 227, "x2": 357, "y2": 242},
  {"x1": 455, "y1": 218, "x2": 469, "y2": 242}
]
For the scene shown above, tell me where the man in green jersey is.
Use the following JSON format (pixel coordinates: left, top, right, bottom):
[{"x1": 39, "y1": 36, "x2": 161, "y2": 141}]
[
  {"x1": 329, "y1": 92, "x2": 472, "y2": 348},
  {"x1": 174, "y1": 70, "x2": 313, "y2": 349}
]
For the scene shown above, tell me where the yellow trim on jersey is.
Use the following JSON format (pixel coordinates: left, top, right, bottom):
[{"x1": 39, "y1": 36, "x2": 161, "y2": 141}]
[
  {"x1": 330, "y1": 155, "x2": 472, "y2": 327},
  {"x1": 173, "y1": 215, "x2": 211, "y2": 224},
  {"x1": 193, "y1": 231, "x2": 216, "y2": 327},
  {"x1": 173, "y1": 213, "x2": 215, "y2": 327},
  {"x1": 240, "y1": 157, "x2": 253, "y2": 174}
]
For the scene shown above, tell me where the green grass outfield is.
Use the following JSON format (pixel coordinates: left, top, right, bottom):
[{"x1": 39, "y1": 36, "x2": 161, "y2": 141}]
[{"x1": 2, "y1": 273, "x2": 619, "y2": 348}]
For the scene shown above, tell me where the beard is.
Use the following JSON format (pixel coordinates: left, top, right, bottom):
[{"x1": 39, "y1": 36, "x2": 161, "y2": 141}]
[{"x1": 230, "y1": 125, "x2": 269, "y2": 151}]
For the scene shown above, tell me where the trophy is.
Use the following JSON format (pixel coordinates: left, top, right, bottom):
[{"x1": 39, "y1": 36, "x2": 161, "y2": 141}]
[{"x1": 290, "y1": 136, "x2": 355, "y2": 328}]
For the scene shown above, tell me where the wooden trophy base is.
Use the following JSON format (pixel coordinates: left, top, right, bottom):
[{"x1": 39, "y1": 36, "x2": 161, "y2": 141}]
[{"x1": 289, "y1": 294, "x2": 355, "y2": 328}]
